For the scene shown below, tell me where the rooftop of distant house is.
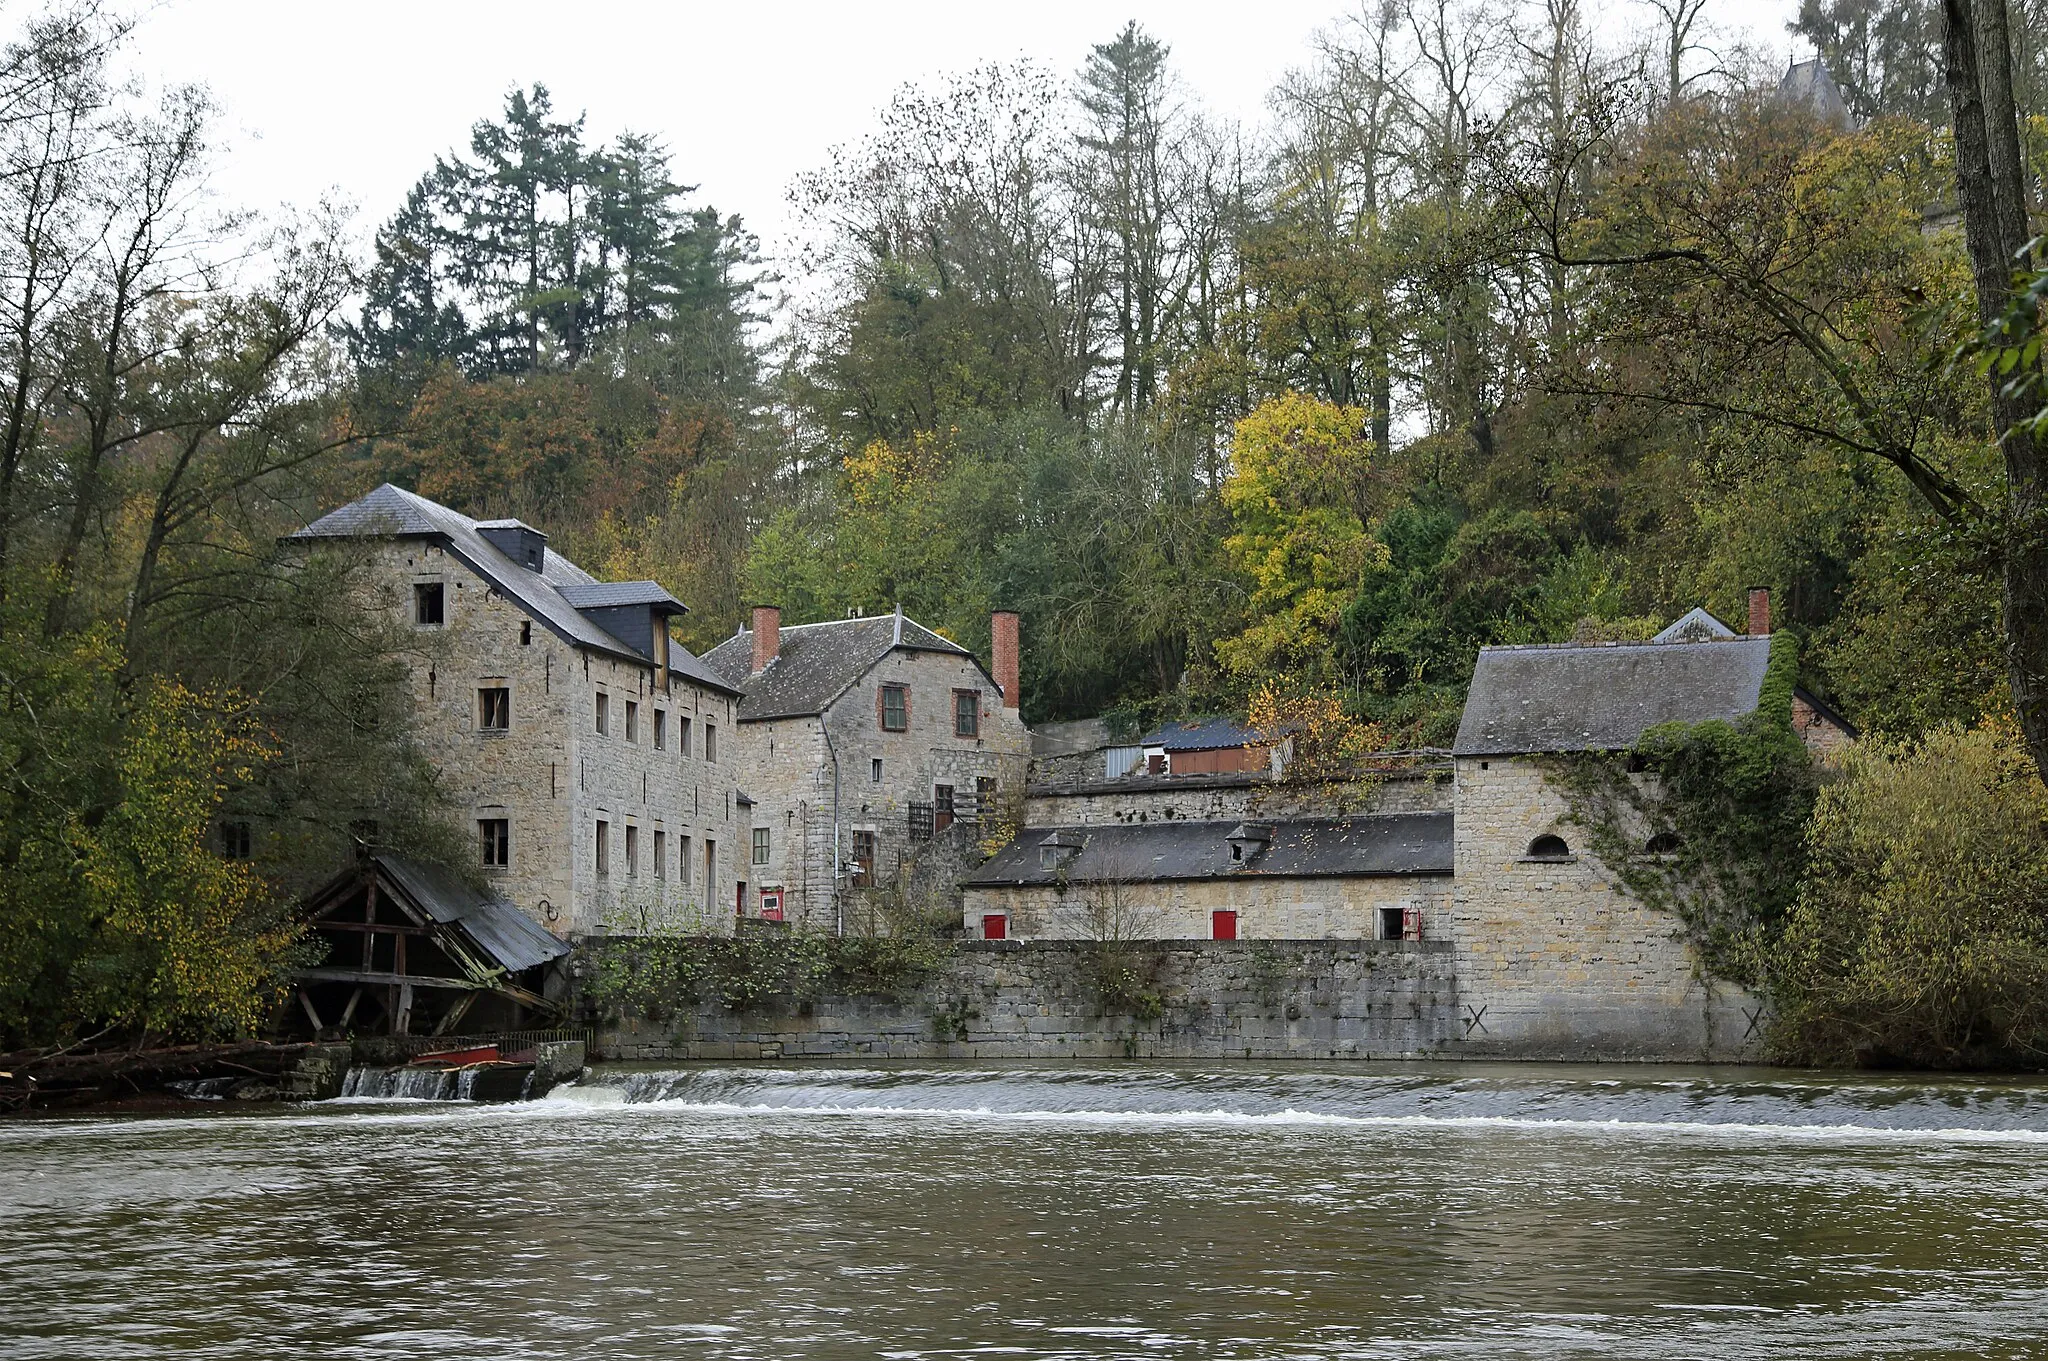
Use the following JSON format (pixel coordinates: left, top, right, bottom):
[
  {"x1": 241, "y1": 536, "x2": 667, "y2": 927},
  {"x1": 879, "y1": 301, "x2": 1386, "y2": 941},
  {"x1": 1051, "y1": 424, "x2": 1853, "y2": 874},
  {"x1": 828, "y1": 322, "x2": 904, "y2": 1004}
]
[{"x1": 702, "y1": 607, "x2": 980, "y2": 722}]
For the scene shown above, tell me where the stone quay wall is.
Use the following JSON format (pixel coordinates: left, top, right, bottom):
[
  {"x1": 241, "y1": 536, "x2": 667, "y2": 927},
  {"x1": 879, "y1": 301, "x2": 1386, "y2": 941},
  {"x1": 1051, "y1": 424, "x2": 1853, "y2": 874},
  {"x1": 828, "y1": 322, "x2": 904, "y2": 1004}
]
[{"x1": 586, "y1": 939, "x2": 1463, "y2": 1062}]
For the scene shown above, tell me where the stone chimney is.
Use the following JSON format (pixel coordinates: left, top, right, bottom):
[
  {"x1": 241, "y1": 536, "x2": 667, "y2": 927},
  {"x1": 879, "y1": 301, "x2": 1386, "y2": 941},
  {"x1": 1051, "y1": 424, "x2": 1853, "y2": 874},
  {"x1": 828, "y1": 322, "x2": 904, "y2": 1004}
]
[
  {"x1": 991, "y1": 609, "x2": 1020, "y2": 710},
  {"x1": 750, "y1": 604, "x2": 781, "y2": 674},
  {"x1": 1747, "y1": 587, "x2": 1771, "y2": 636}
]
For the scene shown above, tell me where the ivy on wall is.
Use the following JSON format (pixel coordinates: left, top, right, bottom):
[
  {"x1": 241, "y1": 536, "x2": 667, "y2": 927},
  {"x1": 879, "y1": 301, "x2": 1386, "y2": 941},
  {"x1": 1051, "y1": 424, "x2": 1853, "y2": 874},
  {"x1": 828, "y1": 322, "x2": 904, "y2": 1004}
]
[{"x1": 1545, "y1": 632, "x2": 1820, "y2": 985}]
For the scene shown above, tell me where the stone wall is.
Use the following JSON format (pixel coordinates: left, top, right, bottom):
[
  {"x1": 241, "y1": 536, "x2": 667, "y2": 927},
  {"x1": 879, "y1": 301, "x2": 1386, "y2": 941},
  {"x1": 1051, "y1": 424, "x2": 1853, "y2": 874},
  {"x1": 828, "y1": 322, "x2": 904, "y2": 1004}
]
[
  {"x1": 1448, "y1": 756, "x2": 1760, "y2": 1061},
  {"x1": 587, "y1": 938, "x2": 1462, "y2": 1061}
]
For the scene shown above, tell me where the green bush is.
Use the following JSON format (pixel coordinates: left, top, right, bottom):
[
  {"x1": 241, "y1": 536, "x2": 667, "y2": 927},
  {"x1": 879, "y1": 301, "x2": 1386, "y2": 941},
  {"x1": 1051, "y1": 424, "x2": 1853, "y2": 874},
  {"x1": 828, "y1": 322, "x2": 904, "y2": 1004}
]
[{"x1": 1769, "y1": 722, "x2": 2048, "y2": 1068}]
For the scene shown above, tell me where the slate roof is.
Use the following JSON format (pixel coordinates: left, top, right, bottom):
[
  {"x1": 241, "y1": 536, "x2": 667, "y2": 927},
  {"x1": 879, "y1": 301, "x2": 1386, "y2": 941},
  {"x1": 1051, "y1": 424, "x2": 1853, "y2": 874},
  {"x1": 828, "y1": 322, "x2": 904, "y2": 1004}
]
[
  {"x1": 288, "y1": 484, "x2": 735, "y2": 694},
  {"x1": 1453, "y1": 637, "x2": 1773, "y2": 756},
  {"x1": 1141, "y1": 717, "x2": 1275, "y2": 751},
  {"x1": 1652, "y1": 607, "x2": 1737, "y2": 643},
  {"x1": 701, "y1": 613, "x2": 984, "y2": 722},
  {"x1": 1779, "y1": 58, "x2": 1856, "y2": 131},
  {"x1": 558, "y1": 581, "x2": 685, "y2": 610},
  {"x1": 963, "y1": 812, "x2": 1454, "y2": 887}
]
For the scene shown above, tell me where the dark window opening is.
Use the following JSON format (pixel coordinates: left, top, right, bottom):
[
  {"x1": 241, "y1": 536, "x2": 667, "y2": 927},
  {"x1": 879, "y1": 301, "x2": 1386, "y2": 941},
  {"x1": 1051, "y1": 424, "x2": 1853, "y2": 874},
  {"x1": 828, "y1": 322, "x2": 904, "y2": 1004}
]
[
  {"x1": 220, "y1": 820, "x2": 251, "y2": 860},
  {"x1": 624, "y1": 824, "x2": 639, "y2": 877},
  {"x1": 753, "y1": 827, "x2": 771, "y2": 865},
  {"x1": 934, "y1": 784, "x2": 954, "y2": 832},
  {"x1": 520, "y1": 620, "x2": 532, "y2": 646},
  {"x1": 852, "y1": 830, "x2": 876, "y2": 887},
  {"x1": 871, "y1": 757, "x2": 883, "y2": 783},
  {"x1": 908, "y1": 802, "x2": 934, "y2": 841},
  {"x1": 880, "y1": 684, "x2": 908, "y2": 731},
  {"x1": 678, "y1": 716, "x2": 692, "y2": 757},
  {"x1": 705, "y1": 722, "x2": 717, "y2": 763},
  {"x1": 596, "y1": 820, "x2": 610, "y2": 875},
  {"x1": 480, "y1": 818, "x2": 509, "y2": 868},
  {"x1": 414, "y1": 582, "x2": 443, "y2": 625},
  {"x1": 1527, "y1": 834, "x2": 1572, "y2": 859},
  {"x1": 478, "y1": 687, "x2": 510, "y2": 731},
  {"x1": 954, "y1": 689, "x2": 979, "y2": 738},
  {"x1": 1379, "y1": 906, "x2": 1406, "y2": 940},
  {"x1": 595, "y1": 692, "x2": 609, "y2": 735},
  {"x1": 654, "y1": 710, "x2": 666, "y2": 751},
  {"x1": 625, "y1": 700, "x2": 639, "y2": 743}
]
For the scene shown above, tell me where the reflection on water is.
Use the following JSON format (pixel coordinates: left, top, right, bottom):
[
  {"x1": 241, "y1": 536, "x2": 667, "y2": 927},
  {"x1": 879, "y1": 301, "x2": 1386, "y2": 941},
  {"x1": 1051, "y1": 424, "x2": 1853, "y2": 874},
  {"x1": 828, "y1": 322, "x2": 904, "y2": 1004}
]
[{"x1": 4, "y1": 1062, "x2": 2047, "y2": 1360}]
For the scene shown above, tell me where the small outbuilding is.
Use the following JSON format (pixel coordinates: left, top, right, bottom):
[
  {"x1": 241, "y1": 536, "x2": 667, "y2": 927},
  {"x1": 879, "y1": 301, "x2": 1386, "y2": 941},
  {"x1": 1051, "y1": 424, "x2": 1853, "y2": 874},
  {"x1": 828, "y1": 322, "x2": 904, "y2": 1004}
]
[{"x1": 290, "y1": 855, "x2": 572, "y2": 1038}]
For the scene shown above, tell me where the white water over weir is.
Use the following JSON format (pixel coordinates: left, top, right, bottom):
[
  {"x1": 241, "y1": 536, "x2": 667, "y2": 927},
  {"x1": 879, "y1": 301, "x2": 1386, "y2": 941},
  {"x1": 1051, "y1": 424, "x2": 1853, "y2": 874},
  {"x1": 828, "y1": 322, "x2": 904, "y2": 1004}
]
[{"x1": 339, "y1": 1065, "x2": 482, "y2": 1101}]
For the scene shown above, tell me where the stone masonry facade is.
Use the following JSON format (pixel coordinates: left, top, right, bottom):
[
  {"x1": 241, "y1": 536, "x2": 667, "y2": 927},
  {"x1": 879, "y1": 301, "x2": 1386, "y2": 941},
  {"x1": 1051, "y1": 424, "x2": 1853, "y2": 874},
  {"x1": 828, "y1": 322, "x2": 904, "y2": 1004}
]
[
  {"x1": 364, "y1": 538, "x2": 748, "y2": 939},
  {"x1": 737, "y1": 646, "x2": 1032, "y2": 930},
  {"x1": 1448, "y1": 756, "x2": 1757, "y2": 1059}
]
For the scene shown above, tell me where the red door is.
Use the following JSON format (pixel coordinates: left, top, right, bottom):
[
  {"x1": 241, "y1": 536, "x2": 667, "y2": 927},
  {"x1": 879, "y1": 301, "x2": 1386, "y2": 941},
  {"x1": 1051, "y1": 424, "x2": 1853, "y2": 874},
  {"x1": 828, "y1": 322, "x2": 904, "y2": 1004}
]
[
  {"x1": 981, "y1": 914, "x2": 1008, "y2": 940},
  {"x1": 1212, "y1": 910, "x2": 1238, "y2": 940}
]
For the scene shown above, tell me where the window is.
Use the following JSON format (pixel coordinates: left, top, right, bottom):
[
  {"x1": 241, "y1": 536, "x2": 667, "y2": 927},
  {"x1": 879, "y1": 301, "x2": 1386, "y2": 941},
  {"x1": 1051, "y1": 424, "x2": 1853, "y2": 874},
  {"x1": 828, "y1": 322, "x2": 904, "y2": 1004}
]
[
  {"x1": 480, "y1": 818, "x2": 509, "y2": 868},
  {"x1": 678, "y1": 716, "x2": 692, "y2": 758},
  {"x1": 879, "y1": 684, "x2": 908, "y2": 731},
  {"x1": 852, "y1": 830, "x2": 876, "y2": 886},
  {"x1": 654, "y1": 829, "x2": 667, "y2": 879},
  {"x1": 595, "y1": 820, "x2": 611, "y2": 875},
  {"x1": 1527, "y1": 834, "x2": 1572, "y2": 860},
  {"x1": 219, "y1": 820, "x2": 251, "y2": 859},
  {"x1": 703, "y1": 838, "x2": 716, "y2": 894},
  {"x1": 933, "y1": 784, "x2": 955, "y2": 832},
  {"x1": 624, "y1": 825, "x2": 639, "y2": 877},
  {"x1": 954, "y1": 689, "x2": 980, "y2": 738},
  {"x1": 871, "y1": 757, "x2": 883, "y2": 784},
  {"x1": 753, "y1": 827, "x2": 771, "y2": 865},
  {"x1": 704, "y1": 722, "x2": 717, "y2": 763},
  {"x1": 981, "y1": 914, "x2": 1007, "y2": 940},
  {"x1": 478, "y1": 687, "x2": 510, "y2": 731},
  {"x1": 1212, "y1": 910, "x2": 1238, "y2": 941},
  {"x1": 679, "y1": 835, "x2": 692, "y2": 885},
  {"x1": 654, "y1": 710, "x2": 667, "y2": 751},
  {"x1": 1040, "y1": 846, "x2": 1060, "y2": 869},
  {"x1": 413, "y1": 582, "x2": 443, "y2": 625},
  {"x1": 1378, "y1": 906, "x2": 1407, "y2": 941},
  {"x1": 625, "y1": 700, "x2": 639, "y2": 743},
  {"x1": 908, "y1": 802, "x2": 934, "y2": 841},
  {"x1": 520, "y1": 620, "x2": 532, "y2": 646},
  {"x1": 595, "y1": 692, "x2": 609, "y2": 735}
]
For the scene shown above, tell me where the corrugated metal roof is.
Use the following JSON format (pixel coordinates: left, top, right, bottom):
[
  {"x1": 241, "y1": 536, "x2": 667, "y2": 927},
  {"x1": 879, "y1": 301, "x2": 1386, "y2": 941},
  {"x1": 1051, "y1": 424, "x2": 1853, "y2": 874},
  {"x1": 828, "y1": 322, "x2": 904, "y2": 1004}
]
[
  {"x1": 1141, "y1": 718, "x2": 1274, "y2": 751},
  {"x1": 701, "y1": 613, "x2": 980, "y2": 721},
  {"x1": 372, "y1": 854, "x2": 571, "y2": 973},
  {"x1": 289, "y1": 484, "x2": 737, "y2": 695},
  {"x1": 1452, "y1": 637, "x2": 1772, "y2": 756},
  {"x1": 963, "y1": 813, "x2": 1453, "y2": 887}
]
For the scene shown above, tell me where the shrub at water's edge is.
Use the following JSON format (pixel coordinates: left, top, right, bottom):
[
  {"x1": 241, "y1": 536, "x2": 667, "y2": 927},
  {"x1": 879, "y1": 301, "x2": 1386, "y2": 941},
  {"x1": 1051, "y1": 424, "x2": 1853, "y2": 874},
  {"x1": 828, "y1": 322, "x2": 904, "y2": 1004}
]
[{"x1": 1769, "y1": 721, "x2": 2048, "y2": 1068}]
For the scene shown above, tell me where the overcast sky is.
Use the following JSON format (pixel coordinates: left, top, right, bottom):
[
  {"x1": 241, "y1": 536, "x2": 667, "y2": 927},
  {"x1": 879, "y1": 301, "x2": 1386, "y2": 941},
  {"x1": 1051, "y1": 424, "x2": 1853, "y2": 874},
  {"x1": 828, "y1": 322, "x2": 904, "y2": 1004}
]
[{"x1": 132, "y1": 0, "x2": 1802, "y2": 270}]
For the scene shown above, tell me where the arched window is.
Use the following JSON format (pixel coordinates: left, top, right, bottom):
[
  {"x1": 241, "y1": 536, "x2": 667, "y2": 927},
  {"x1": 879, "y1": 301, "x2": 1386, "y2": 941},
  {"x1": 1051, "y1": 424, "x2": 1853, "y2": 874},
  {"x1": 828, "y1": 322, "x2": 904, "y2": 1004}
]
[
  {"x1": 1527, "y1": 834, "x2": 1571, "y2": 859},
  {"x1": 1645, "y1": 831, "x2": 1682, "y2": 855}
]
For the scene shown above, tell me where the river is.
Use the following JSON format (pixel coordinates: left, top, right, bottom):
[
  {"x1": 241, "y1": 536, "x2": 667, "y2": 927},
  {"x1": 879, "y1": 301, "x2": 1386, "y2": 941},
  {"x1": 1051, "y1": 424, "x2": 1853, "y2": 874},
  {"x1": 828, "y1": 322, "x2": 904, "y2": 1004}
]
[{"x1": 4, "y1": 1061, "x2": 2047, "y2": 1359}]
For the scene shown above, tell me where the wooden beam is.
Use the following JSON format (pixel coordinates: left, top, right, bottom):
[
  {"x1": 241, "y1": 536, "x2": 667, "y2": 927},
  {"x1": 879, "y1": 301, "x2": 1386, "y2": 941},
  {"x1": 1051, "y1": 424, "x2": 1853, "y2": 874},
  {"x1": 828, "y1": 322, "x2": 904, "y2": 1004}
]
[
  {"x1": 338, "y1": 987, "x2": 363, "y2": 1029},
  {"x1": 297, "y1": 989, "x2": 324, "y2": 1032},
  {"x1": 295, "y1": 967, "x2": 487, "y2": 991},
  {"x1": 316, "y1": 920, "x2": 431, "y2": 936},
  {"x1": 432, "y1": 991, "x2": 478, "y2": 1037},
  {"x1": 395, "y1": 983, "x2": 414, "y2": 1036}
]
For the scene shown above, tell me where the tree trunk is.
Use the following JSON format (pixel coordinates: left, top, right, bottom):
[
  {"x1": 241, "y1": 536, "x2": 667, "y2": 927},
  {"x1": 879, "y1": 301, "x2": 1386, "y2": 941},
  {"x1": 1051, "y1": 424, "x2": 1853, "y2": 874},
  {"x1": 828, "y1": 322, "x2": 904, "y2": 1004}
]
[{"x1": 1942, "y1": 0, "x2": 2048, "y2": 780}]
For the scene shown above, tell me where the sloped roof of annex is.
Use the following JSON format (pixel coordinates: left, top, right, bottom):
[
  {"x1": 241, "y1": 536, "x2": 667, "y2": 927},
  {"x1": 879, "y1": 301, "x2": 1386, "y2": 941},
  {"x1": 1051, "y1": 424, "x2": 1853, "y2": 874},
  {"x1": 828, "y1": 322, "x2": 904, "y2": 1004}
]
[
  {"x1": 288, "y1": 483, "x2": 737, "y2": 696},
  {"x1": 964, "y1": 812, "x2": 1454, "y2": 887},
  {"x1": 701, "y1": 609, "x2": 1002, "y2": 723}
]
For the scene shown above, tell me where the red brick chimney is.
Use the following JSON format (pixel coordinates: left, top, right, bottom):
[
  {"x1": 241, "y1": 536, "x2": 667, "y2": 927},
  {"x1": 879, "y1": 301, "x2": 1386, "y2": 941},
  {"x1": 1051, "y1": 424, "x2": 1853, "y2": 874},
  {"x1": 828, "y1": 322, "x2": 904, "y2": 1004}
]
[
  {"x1": 991, "y1": 609, "x2": 1020, "y2": 710},
  {"x1": 750, "y1": 604, "x2": 781, "y2": 674},
  {"x1": 1747, "y1": 587, "x2": 1771, "y2": 636}
]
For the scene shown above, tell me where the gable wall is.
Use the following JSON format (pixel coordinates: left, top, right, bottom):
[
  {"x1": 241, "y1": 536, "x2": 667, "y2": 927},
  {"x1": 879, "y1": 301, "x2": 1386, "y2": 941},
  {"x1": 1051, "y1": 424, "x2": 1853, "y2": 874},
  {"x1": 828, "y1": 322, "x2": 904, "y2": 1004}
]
[{"x1": 1448, "y1": 756, "x2": 1758, "y2": 1059}]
